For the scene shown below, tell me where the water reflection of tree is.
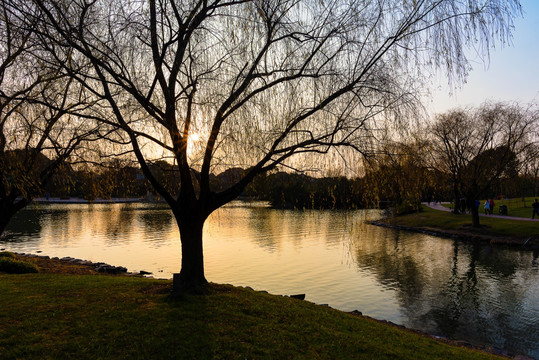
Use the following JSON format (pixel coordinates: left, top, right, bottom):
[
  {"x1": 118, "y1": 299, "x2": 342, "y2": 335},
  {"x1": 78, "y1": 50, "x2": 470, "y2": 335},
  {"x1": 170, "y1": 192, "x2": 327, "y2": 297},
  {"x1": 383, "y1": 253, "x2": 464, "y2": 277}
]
[
  {"x1": 1, "y1": 206, "x2": 43, "y2": 241},
  {"x1": 246, "y1": 207, "x2": 282, "y2": 253},
  {"x1": 101, "y1": 204, "x2": 137, "y2": 243},
  {"x1": 353, "y1": 227, "x2": 429, "y2": 301},
  {"x1": 352, "y1": 228, "x2": 539, "y2": 356},
  {"x1": 245, "y1": 207, "x2": 368, "y2": 254},
  {"x1": 424, "y1": 241, "x2": 539, "y2": 356},
  {"x1": 44, "y1": 206, "x2": 75, "y2": 245},
  {"x1": 426, "y1": 241, "x2": 483, "y2": 340},
  {"x1": 137, "y1": 208, "x2": 174, "y2": 244}
]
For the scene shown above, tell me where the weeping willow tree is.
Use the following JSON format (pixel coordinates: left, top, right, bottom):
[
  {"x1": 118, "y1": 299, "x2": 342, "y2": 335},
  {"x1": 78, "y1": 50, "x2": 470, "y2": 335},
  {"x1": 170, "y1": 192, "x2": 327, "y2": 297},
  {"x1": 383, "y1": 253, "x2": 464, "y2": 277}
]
[
  {"x1": 0, "y1": 0, "x2": 100, "y2": 236},
  {"x1": 23, "y1": 0, "x2": 522, "y2": 292}
]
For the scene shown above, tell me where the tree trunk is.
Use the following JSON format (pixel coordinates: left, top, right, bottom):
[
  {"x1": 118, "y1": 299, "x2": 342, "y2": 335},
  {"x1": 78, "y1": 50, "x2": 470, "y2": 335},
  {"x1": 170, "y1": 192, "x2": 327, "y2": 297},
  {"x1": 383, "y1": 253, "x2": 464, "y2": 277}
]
[
  {"x1": 452, "y1": 186, "x2": 461, "y2": 213},
  {"x1": 469, "y1": 199, "x2": 480, "y2": 228},
  {"x1": 172, "y1": 207, "x2": 208, "y2": 295}
]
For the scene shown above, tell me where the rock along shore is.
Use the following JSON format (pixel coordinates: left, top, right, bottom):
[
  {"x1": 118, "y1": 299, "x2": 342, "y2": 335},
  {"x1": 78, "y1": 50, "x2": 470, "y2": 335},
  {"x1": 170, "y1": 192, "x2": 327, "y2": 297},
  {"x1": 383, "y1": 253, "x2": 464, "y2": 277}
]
[{"x1": 3, "y1": 251, "x2": 153, "y2": 276}]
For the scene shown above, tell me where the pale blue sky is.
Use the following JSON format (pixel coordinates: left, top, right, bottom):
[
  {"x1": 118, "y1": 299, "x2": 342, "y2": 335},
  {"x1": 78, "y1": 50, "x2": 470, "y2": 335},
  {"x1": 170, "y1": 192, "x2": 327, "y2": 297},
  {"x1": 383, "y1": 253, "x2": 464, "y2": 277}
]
[{"x1": 427, "y1": 0, "x2": 539, "y2": 115}]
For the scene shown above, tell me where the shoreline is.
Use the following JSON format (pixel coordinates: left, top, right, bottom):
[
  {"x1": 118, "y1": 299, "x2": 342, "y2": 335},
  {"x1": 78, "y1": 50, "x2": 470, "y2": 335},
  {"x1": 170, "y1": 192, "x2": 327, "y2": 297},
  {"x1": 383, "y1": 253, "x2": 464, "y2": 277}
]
[
  {"x1": 2, "y1": 250, "x2": 531, "y2": 359},
  {"x1": 32, "y1": 197, "x2": 147, "y2": 204},
  {"x1": 4, "y1": 251, "x2": 152, "y2": 276},
  {"x1": 370, "y1": 219, "x2": 539, "y2": 250}
]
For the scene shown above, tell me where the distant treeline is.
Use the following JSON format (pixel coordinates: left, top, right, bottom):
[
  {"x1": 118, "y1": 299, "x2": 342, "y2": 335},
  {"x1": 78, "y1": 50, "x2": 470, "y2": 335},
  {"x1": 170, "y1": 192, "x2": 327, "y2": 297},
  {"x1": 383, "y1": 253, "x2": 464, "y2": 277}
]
[
  {"x1": 43, "y1": 164, "x2": 366, "y2": 209},
  {"x1": 245, "y1": 172, "x2": 364, "y2": 210},
  {"x1": 40, "y1": 160, "x2": 537, "y2": 213}
]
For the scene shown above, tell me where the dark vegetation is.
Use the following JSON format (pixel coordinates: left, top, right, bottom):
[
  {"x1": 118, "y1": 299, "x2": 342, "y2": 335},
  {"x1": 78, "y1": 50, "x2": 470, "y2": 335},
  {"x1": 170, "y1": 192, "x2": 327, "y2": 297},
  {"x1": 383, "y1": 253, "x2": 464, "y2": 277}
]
[
  {"x1": 39, "y1": 162, "x2": 367, "y2": 209},
  {"x1": 247, "y1": 171, "x2": 363, "y2": 209},
  {"x1": 31, "y1": 154, "x2": 539, "y2": 215},
  {"x1": 0, "y1": 252, "x2": 39, "y2": 274}
]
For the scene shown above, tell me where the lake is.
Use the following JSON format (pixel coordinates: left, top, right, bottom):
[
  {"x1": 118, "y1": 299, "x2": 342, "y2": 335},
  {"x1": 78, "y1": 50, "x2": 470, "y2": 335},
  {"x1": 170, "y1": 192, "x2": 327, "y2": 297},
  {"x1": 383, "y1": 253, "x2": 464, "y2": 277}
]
[{"x1": 1, "y1": 202, "x2": 538, "y2": 358}]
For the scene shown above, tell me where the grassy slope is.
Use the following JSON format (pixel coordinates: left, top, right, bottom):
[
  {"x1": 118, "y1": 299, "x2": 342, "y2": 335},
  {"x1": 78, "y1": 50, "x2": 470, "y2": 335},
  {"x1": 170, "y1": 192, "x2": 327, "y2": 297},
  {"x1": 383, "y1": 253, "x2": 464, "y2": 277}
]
[
  {"x1": 0, "y1": 274, "x2": 503, "y2": 360},
  {"x1": 391, "y1": 206, "x2": 538, "y2": 239}
]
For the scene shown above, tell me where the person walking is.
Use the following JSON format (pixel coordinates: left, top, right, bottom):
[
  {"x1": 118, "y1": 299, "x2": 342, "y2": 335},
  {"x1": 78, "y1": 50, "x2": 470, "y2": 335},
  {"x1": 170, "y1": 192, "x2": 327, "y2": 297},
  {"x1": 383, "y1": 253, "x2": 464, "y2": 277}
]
[
  {"x1": 484, "y1": 200, "x2": 490, "y2": 215},
  {"x1": 532, "y1": 199, "x2": 539, "y2": 219},
  {"x1": 489, "y1": 198, "x2": 495, "y2": 215}
]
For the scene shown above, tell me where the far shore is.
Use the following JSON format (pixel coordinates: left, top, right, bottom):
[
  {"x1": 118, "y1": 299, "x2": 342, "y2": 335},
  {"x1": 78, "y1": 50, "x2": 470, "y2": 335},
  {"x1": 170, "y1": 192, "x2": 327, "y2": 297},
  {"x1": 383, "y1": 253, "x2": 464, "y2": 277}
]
[
  {"x1": 371, "y1": 219, "x2": 538, "y2": 249},
  {"x1": 373, "y1": 206, "x2": 539, "y2": 250},
  {"x1": 30, "y1": 195, "x2": 261, "y2": 205},
  {"x1": 32, "y1": 197, "x2": 148, "y2": 204}
]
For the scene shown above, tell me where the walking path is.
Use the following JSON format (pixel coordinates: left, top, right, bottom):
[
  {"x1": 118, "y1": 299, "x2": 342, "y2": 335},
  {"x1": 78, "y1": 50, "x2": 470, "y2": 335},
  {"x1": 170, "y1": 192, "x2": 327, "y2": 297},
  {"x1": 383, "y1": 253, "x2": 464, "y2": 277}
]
[{"x1": 424, "y1": 202, "x2": 539, "y2": 222}]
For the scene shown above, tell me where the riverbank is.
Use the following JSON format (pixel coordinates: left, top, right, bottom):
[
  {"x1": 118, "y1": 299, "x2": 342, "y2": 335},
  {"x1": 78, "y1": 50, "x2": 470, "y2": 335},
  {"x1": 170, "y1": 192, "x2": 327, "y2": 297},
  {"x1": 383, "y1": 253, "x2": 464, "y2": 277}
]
[
  {"x1": 373, "y1": 206, "x2": 539, "y2": 250},
  {"x1": 1, "y1": 252, "x2": 138, "y2": 275},
  {"x1": 32, "y1": 197, "x2": 146, "y2": 204},
  {"x1": 1, "y1": 253, "x2": 520, "y2": 360}
]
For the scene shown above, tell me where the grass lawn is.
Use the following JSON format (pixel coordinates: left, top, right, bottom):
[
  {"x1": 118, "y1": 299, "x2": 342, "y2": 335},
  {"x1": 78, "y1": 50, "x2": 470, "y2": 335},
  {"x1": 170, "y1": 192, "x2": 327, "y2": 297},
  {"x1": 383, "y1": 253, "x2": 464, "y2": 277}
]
[
  {"x1": 442, "y1": 196, "x2": 538, "y2": 219},
  {"x1": 0, "y1": 273, "x2": 505, "y2": 360},
  {"x1": 391, "y1": 206, "x2": 537, "y2": 239}
]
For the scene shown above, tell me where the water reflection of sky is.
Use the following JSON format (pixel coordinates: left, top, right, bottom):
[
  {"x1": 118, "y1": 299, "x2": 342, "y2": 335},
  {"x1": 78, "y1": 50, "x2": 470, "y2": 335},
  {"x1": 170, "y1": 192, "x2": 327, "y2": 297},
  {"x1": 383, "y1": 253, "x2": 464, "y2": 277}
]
[{"x1": 1, "y1": 202, "x2": 538, "y2": 358}]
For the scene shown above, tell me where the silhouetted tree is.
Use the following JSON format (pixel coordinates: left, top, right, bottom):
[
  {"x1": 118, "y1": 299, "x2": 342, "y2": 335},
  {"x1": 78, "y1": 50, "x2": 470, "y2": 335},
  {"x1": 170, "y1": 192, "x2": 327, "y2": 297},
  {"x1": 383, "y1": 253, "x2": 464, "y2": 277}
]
[
  {"x1": 0, "y1": 1, "x2": 99, "y2": 236},
  {"x1": 363, "y1": 138, "x2": 442, "y2": 215},
  {"x1": 521, "y1": 144, "x2": 539, "y2": 198},
  {"x1": 430, "y1": 102, "x2": 536, "y2": 227}
]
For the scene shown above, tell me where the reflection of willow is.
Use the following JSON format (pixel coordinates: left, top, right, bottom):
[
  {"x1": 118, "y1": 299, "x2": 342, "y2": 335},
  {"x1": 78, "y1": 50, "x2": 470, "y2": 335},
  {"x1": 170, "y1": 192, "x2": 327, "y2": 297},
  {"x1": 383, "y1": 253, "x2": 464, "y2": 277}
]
[
  {"x1": 428, "y1": 241, "x2": 483, "y2": 338},
  {"x1": 432, "y1": 242, "x2": 539, "y2": 355},
  {"x1": 97, "y1": 205, "x2": 137, "y2": 242},
  {"x1": 352, "y1": 227, "x2": 429, "y2": 300},
  {"x1": 42, "y1": 204, "x2": 138, "y2": 245},
  {"x1": 1, "y1": 206, "x2": 43, "y2": 240},
  {"x1": 352, "y1": 228, "x2": 539, "y2": 355},
  {"x1": 246, "y1": 207, "x2": 371, "y2": 254},
  {"x1": 44, "y1": 206, "x2": 79, "y2": 245},
  {"x1": 246, "y1": 207, "x2": 282, "y2": 253},
  {"x1": 138, "y1": 209, "x2": 174, "y2": 241},
  {"x1": 341, "y1": 210, "x2": 385, "y2": 267}
]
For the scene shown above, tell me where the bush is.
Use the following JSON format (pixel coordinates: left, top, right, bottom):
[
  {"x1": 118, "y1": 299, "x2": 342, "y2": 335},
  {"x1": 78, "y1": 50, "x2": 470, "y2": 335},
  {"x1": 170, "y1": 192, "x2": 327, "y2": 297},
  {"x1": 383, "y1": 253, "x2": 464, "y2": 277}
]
[
  {"x1": 0, "y1": 257, "x2": 39, "y2": 274},
  {"x1": 0, "y1": 251, "x2": 16, "y2": 258},
  {"x1": 394, "y1": 201, "x2": 422, "y2": 216}
]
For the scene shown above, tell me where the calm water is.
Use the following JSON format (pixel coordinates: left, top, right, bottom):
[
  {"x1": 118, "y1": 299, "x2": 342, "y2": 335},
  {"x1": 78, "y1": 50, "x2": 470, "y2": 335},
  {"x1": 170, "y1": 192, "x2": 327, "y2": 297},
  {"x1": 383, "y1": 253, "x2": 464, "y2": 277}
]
[{"x1": 1, "y1": 202, "x2": 538, "y2": 358}]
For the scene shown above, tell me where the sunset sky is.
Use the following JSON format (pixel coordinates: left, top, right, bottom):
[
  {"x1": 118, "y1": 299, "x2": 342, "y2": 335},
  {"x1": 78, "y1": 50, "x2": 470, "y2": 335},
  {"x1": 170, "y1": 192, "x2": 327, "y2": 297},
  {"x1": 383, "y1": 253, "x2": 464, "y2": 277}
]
[{"x1": 427, "y1": 0, "x2": 539, "y2": 115}]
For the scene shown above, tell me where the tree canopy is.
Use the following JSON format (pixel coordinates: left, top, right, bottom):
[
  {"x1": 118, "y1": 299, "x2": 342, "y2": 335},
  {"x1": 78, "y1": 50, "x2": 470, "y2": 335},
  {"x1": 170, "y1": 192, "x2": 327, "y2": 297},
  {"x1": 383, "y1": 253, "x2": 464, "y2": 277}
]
[
  {"x1": 0, "y1": 0, "x2": 100, "y2": 235},
  {"x1": 429, "y1": 102, "x2": 537, "y2": 226}
]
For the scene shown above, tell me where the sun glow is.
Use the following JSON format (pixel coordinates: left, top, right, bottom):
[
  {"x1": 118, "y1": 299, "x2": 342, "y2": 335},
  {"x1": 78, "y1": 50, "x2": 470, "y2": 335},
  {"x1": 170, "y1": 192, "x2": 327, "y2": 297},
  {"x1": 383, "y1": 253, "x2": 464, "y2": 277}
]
[
  {"x1": 187, "y1": 131, "x2": 204, "y2": 162},
  {"x1": 189, "y1": 132, "x2": 200, "y2": 142}
]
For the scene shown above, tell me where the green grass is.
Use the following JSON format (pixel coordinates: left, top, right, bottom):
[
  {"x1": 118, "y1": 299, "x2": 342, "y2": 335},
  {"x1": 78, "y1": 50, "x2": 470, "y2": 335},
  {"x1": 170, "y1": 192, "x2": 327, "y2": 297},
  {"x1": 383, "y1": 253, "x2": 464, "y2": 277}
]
[
  {"x1": 0, "y1": 274, "x2": 503, "y2": 360},
  {"x1": 0, "y1": 254, "x2": 39, "y2": 274},
  {"x1": 393, "y1": 206, "x2": 537, "y2": 238},
  {"x1": 442, "y1": 196, "x2": 538, "y2": 218},
  {"x1": 0, "y1": 257, "x2": 39, "y2": 274}
]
